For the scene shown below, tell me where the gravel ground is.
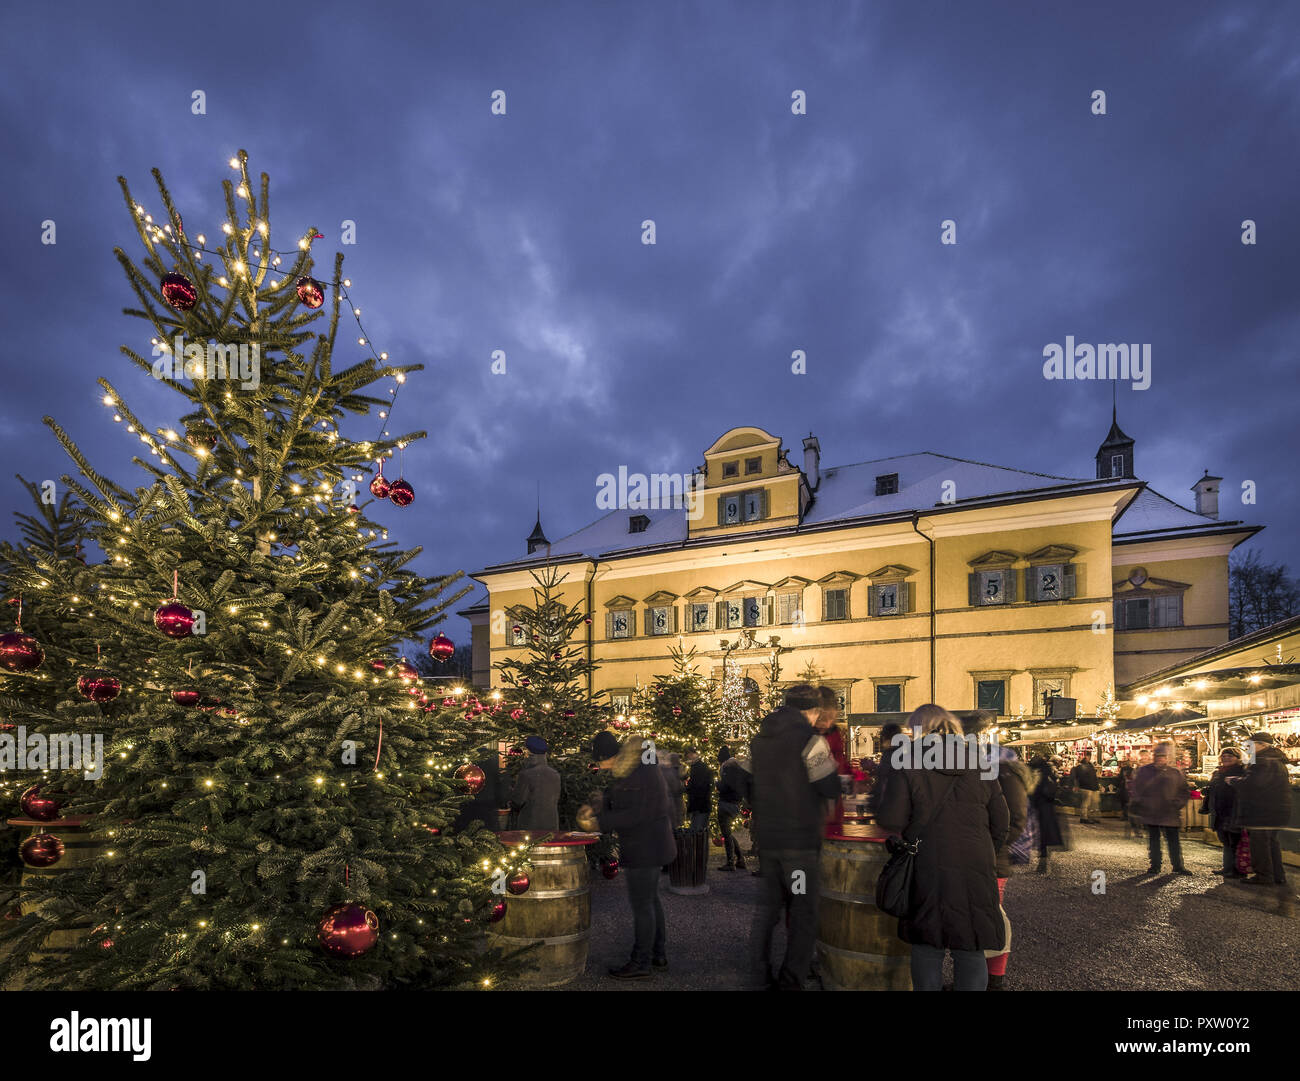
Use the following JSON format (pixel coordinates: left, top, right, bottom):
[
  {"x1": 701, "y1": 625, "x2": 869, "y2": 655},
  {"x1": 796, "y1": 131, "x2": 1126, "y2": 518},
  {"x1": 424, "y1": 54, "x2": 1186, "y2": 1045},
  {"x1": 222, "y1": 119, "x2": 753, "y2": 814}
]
[{"x1": 502, "y1": 822, "x2": 1298, "y2": 991}]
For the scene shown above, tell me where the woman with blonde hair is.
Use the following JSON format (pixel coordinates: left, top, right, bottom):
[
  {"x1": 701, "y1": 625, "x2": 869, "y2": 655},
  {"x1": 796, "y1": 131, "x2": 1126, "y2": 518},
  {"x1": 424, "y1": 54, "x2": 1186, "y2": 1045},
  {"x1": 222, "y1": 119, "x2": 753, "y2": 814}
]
[{"x1": 879, "y1": 704, "x2": 1009, "y2": 991}]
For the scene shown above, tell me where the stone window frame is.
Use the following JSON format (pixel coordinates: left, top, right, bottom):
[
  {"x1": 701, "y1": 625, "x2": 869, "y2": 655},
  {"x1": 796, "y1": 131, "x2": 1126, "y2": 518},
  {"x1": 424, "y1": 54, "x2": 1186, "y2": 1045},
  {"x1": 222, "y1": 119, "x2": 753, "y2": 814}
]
[{"x1": 970, "y1": 669, "x2": 1016, "y2": 717}]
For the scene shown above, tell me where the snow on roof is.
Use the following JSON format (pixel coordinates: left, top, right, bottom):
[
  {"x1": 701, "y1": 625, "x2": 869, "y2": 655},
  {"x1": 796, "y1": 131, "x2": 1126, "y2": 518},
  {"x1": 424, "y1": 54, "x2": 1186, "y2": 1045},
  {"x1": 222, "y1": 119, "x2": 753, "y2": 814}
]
[{"x1": 1112, "y1": 487, "x2": 1231, "y2": 538}]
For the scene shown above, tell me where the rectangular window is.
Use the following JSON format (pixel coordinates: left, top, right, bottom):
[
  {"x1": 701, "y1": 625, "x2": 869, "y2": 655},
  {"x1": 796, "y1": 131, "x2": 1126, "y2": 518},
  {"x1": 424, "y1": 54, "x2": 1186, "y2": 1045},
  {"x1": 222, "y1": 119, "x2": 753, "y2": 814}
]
[
  {"x1": 871, "y1": 582, "x2": 901, "y2": 616},
  {"x1": 509, "y1": 622, "x2": 529, "y2": 646},
  {"x1": 609, "y1": 609, "x2": 633, "y2": 639},
  {"x1": 723, "y1": 461, "x2": 739, "y2": 478},
  {"x1": 1033, "y1": 564, "x2": 1063, "y2": 601},
  {"x1": 980, "y1": 569, "x2": 1005, "y2": 604},
  {"x1": 743, "y1": 596, "x2": 765, "y2": 627},
  {"x1": 776, "y1": 591, "x2": 803, "y2": 625},
  {"x1": 720, "y1": 494, "x2": 742, "y2": 525},
  {"x1": 824, "y1": 588, "x2": 849, "y2": 621},
  {"x1": 628, "y1": 514, "x2": 650, "y2": 534},
  {"x1": 720, "y1": 599, "x2": 743, "y2": 630},
  {"x1": 1111, "y1": 454, "x2": 1124, "y2": 478},
  {"x1": 743, "y1": 489, "x2": 765, "y2": 522},
  {"x1": 977, "y1": 680, "x2": 1006, "y2": 714},
  {"x1": 876, "y1": 683, "x2": 902, "y2": 713},
  {"x1": 875, "y1": 473, "x2": 899, "y2": 496},
  {"x1": 745, "y1": 456, "x2": 762, "y2": 475},
  {"x1": 611, "y1": 693, "x2": 632, "y2": 715},
  {"x1": 689, "y1": 602, "x2": 712, "y2": 632},
  {"x1": 1154, "y1": 594, "x2": 1182, "y2": 627},
  {"x1": 648, "y1": 606, "x2": 673, "y2": 635},
  {"x1": 1118, "y1": 597, "x2": 1151, "y2": 630}
]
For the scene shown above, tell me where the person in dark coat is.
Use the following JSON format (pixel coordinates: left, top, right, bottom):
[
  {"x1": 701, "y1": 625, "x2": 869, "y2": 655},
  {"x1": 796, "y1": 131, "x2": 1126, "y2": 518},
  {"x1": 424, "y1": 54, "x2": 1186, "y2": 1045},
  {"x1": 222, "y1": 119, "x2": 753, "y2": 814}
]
[
  {"x1": 715, "y1": 746, "x2": 751, "y2": 871},
  {"x1": 577, "y1": 732, "x2": 677, "y2": 979},
  {"x1": 1131, "y1": 741, "x2": 1191, "y2": 875},
  {"x1": 1071, "y1": 752, "x2": 1101, "y2": 824},
  {"x1": 748, "y1": 684, "x2": 842, "y2": 990},
  {"x1": 659, "y1": 752, "x2": 684, "y2": 830},
  {"x1": 867, "y1": 723, "x2": 904, "y2": 819},
  {"x1": 509, "y1": 736, "x2": 561, "y2": 832},
  {"x1": 962, "y1": 715, "x2": 1028, "y2": 990},
  {"x1": 1117, "y1": 758, "x2": 1137, "y2": 838},
  {"x1": 879, "y1": 705, "x2": 1009, "y2": 992},
  {"x1": 684, "y1": 749, "x2": 713, "y2": 832},
  {"x1": 1199, "y1": 747, "x2": 1246, "y2": 878},
  {"x1": 1230, "y1": 732, "x2": 1294, "y2": 887},
  {"x1": 452, "y1": 746, "x2": 503, "y2": 833},
  {"x1": 1027, "y1": 756, "x2": 1065, "y2": 874}
]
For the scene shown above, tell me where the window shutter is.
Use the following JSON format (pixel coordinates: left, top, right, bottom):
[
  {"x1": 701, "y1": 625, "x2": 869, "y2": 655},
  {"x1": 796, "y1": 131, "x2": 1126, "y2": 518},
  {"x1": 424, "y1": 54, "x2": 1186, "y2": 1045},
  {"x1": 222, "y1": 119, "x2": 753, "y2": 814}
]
[
  {"x1": 968, "y1": 572, "x2": 979, "y2": 607},
  {"x1": 1062, "y1": 563, "x2": 1078, "y2": 599},
  {"x1": 868, "y1": 584, "x2": 879, "y2": 617},
  {"x1": 605, "y1": 612, "x2": 613, "y2": 639},
  {"x1": 761, "y1": 488, "x2": 769, "y2": 520},
  {"x1": 1004, "y1": 569, "x2": 1018, "y2": 604},
  {"x1": 670, "y1": 606, "x2": 679, "y2": 633},
  {"x1": 1025, "y1": 568, "x2": 1038, "y2": 603},
  {"x1": 1114, "y1": 600, "x2": 1124, "y2": 632},
  {"x1": 717, "y1": 497, "x2": 725, "y2": 526},
  {"x1": 716, "y1": 600, "x2": 726, "y2": 629},
  {"x1": 764, "y1": 596, "x2": 773, "y2": 625},
  {"x1": 903, "y1": 581, "x2": 914, "y2": 614},
  {"x1": 629, "y1": 610, "x2": 637, "y2": 637}
]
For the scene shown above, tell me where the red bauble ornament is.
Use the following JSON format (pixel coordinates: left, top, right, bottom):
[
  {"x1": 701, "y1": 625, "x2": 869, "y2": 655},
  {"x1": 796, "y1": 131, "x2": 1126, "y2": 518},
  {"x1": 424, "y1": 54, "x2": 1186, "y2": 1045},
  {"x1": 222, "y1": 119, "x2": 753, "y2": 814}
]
[
  {"x1": 0, "y1": 632, "x2": 44, "y2": 673},
  {"x1": 391, "y1": 659, "x2": 418, "y2": 683},
  {"x1": 672, "y1": 707, "x2": 682, "y2": 716},
  {"x1": 454, "y1": 763, "x2": 486, "y2": 795},
  {"x1": 369, "y1": 473, "x2": 390, "y2": 499},
  {"x1": 77, "y1": 671, "x2": 121, "y2": 703},
  {"x1": 601, "y1": 858, "x2": 620, "y2": 880},
  {"x1": 19, "y1": 785, "x2": 61, "y2": 822},
  {"x1": 428, "y1": 633, "x2": 455, "y2": 663},
  {"x1": 520, "y1": 678, "x2": 530, "y2": 687},
  {"x1": 20, "y1": 833, "x2": 65, "y2": 868},
  {"x1": 506, "y1": 872, "x2": 530, "y2": 895},
  {"x1": 512, "y1": 624, "x2": 522, "y2": 636},
  {"x1": 509, "y1": 708, "x2": 525, "y2": 721},
  {"x1": 489, "y1": 899, "x2": 508, "y2": 923},
  {"x1": 583, "y1": 617, "x2": 592, "y2": 625},
  {"x1": 563, "y1": 709, "x2": 575, "y2": 719},
  {"x1": 154, "y1": 601, "x2": 196, "y2": 639},
  {"x1": 171, "y1": 687, "x2": 201, "y2": 708},
  {"x1": 161, "y1": 272, "x2": 198, "y2": 312},
  {"x1": 296, "y1": 276, "x2": 325, "y2": 309},
  {"x1": 369, "y1": 659, "x2": 387, "y2": 673},
  {"x1": 317, "y1": 902, "x2": 379, "y2": 958},
  {"x1": 712, "y1": 837, "x2": 724, "y2": 847},
  {"x1": 347, "y1": 504, "x2": 360, "y2": 515},
  {"x1": 387, "y1": 479, "x2": 414, "y2": 507}
]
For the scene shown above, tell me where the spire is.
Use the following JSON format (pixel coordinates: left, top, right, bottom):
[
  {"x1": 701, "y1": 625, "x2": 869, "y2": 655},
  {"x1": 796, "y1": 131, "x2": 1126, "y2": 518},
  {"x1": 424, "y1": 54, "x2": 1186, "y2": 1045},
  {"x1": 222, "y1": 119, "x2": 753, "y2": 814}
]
[
  {"x1": 1096, "y1": 399, "x2": 1135, "y2": 480},
  {"x1": 526, "y1": 483, "x2": 549, "y2": 554}
]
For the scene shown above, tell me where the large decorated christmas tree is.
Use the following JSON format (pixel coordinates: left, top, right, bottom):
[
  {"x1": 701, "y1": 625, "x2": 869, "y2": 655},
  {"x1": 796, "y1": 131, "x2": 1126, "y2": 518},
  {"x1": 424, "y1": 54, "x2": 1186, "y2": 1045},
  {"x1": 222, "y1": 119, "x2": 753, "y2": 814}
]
[{"x1": 0, "y1": 152, "x2": 523, "y2": 990}]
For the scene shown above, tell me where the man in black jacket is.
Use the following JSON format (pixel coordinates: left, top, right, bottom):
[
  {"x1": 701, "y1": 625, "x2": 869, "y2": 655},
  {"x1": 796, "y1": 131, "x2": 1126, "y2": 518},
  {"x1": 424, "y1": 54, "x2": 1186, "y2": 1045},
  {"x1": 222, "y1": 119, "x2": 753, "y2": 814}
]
[
  {"x1": 1231, "y1": 732, "x2": 1294, "y2": 887},
  {"x1": 577, "y1": 732, "x2": 677, "y2": 979},
  {"x1": 1071, "y1": 752, "x2": 1101, "y2": 824},
  {"x1": 685, "y1": 749, "x2": 712, "y2": 832},
  {"x1": 748, "y1": 684, "x2": 841, "y2": 990},
  {"x1": 716, "y1": 746, "x2": 751, "y2": 871}
]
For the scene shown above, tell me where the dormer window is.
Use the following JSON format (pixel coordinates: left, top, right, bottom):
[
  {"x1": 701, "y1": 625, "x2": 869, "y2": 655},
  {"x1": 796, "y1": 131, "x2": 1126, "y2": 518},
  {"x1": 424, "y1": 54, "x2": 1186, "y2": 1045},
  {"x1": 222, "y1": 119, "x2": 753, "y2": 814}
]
[
  {"x1": 629, "y1": 514, "x2": 650, "y2": 534},
  {"x1": 723, "y1": 461, "x2": 739, "y2": 478},
  {"x1": 875, "y1": 473, "x2": 899, "y2": 496},
  {"x1": 745, "y1": 456, "x2": 762, "y2": 475},
  {"x1": 1110, "y1": 455, "x2": 1124, "y2": 478}
]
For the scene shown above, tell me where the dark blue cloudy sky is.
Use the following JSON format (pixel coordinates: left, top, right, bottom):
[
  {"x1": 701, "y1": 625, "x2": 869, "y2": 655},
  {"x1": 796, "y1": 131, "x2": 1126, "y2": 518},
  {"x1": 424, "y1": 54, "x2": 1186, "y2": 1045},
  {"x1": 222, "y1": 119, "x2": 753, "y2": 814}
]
[{"x1": 2, "y1": 0, "x2": 1297, "y2": 643}]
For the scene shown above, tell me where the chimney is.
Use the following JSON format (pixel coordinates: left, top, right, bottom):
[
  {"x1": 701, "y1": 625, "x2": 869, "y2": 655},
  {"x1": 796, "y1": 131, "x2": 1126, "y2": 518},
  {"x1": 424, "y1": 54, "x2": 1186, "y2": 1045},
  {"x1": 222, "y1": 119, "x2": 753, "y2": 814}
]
[
  {"x1": 802, "y1": 433, "x2": 821, "y2": 490},
  {"x1": 1191, "y1": 471, "x2": 1221, "y2": 519}
]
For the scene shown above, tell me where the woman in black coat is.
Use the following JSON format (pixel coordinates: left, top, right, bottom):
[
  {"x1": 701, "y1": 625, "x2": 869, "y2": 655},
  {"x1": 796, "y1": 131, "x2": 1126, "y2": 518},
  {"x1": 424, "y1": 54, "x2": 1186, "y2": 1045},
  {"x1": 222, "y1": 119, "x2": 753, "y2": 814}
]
[
  {"x1": 1027, "y1": 757, "x2": 1065, "y2": 873},
  {"x1": 1199, "y1": 748, "x2": 1245, "y2": 877},
  {"x1": 879, "y1": 705, "x2": 1009, "y2": 992}
]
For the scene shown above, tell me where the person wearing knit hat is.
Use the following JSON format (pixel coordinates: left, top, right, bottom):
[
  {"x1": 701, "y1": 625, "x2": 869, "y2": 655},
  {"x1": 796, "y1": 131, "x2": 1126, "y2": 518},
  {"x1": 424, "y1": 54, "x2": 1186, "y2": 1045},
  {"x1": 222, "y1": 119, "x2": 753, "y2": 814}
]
[
  {"x1": 509, "y1": 735, "x2": 560, "y2": 832},
  {"x1": 1229, "y1": 731, "x2": 1293, "y2": 887}
]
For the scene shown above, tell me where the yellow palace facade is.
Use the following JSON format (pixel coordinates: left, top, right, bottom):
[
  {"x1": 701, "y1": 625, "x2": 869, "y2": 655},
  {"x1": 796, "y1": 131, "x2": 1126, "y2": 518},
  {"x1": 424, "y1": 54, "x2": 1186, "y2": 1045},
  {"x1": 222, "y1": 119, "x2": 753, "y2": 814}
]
[{"x1": 465, "y1": 420, "x2": 1258, "y2": 745}]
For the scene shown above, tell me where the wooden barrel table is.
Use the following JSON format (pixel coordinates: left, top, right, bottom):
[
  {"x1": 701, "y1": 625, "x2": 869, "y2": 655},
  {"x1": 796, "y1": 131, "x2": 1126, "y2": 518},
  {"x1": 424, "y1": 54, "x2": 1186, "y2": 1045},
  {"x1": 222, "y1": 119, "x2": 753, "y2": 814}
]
[
  {"x1": 7, "y1": 815, "x2": 99, "y2": 966},
  {"x1": 667, "y1": 828, "x2": 709, "y2": 895},
  {"x1": 817, "y1": 823, "x2": 911, "y2": 990},
  {"x1": 488, "y1": 830, "x2": 596, "y2": 986}
]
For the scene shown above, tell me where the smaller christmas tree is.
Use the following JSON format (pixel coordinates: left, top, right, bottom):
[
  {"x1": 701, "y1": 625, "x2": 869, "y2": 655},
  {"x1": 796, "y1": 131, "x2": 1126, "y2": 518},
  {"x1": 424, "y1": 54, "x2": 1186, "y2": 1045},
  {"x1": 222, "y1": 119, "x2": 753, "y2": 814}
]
[
  {"x1": 636, "y1": 642, "x2": 719, "y2": 753},
  {"x1": 491, "y1": 567, "x2": 607, "y2": 829}
]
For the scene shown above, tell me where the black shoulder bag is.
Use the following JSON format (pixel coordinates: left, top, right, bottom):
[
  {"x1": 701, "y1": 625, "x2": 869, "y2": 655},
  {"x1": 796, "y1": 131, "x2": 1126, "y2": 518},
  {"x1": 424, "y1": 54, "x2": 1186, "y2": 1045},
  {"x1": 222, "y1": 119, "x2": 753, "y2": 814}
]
[{"x1": 875, "y1": 774, "x2": 960, "y2": 919}]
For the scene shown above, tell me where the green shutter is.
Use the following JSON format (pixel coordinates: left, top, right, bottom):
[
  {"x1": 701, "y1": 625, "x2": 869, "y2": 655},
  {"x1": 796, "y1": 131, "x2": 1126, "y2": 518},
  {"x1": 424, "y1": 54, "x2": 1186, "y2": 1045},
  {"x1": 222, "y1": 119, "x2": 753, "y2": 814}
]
[
  {"x1": 761, "y1": 488, "x2": 769, "y2": 520},
  {"x1": 1062, "y1": 563, "x2": 1078, "y2": 599},
  {"x1": 1025, "y1": 567, "x2": 1038, "y2": 603},
  {"x1": 1004, "y1": 569, "x2": 1018, "y2": 604},
  {"x1": 968, "y1": 572, "x2": 979, "y2": 607},
  {"x1": 867, "y1": 584, "x2": 879, "y2": 617},
  {"x1": 717, "y1": 497, "x2": 725, "y2": 526}
]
